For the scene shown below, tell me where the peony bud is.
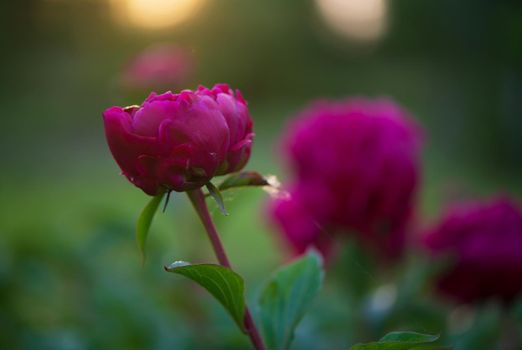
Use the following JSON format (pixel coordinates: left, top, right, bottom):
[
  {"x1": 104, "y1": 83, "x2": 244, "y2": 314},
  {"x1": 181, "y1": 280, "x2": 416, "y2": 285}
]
[
  {"x1": 423, "y1": 197, "x2": 522, "y2": 304},
  {"x1": 102, "y1": 84, "x2": 254, "y2": 195},
  {"x1": 269, "y1": 98, "x2": 422, "y2": 260},
  {"x1": 196, "y1": 84, "x2": 254, "y2": 174}
]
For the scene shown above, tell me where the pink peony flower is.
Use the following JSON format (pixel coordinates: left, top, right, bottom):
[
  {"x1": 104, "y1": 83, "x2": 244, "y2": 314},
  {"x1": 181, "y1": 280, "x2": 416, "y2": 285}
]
[
  {"x1": 270, "y1": 181, "x2": 335, "y2": 257},
  {"x1": 103, "y1": 84, "x2": 254, "y2": 195},
  {"x1": 423, "y1": 197, "x2": 522, "y2": 304},
  {"x1": 269, "y1": 98, "x2": 422, "y2": 260},
  {"x1": 122, "y1": 44, "x2": 194, "y2": 90}
]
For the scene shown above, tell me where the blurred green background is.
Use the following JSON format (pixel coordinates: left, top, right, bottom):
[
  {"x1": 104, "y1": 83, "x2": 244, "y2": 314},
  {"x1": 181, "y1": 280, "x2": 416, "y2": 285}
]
[{"x1": 1, "y1": 0, "x2": 521, "y2": 349}]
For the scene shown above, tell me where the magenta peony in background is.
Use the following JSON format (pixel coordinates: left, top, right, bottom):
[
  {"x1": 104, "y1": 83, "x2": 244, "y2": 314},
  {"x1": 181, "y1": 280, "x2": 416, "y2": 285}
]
[
  {"x1": 270, "y1": 98, "x2": 422, "y2": 260},
  {"x1": 122, "y1": 44, "x2": 194, "y2": 90},
  {"x1": 423, "y1": 197, "x2": 522, "y2": 304},
  {"x1": 102, "y1": 84, "x2": 253, "y2": 195}
]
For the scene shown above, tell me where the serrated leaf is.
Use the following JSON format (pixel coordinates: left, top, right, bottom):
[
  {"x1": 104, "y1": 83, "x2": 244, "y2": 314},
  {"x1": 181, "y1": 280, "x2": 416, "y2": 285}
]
[
  {"x1": 136, "y1": 193, "x2": 165, "y2": 264},
  {"x1": 349, "y1": 331, "x2": 441, "y2": 350},
  {"x1": 218, "y1": 171, "x2": 270, "y2": 191},
  {"x1": 165, "y1": 262, "x2": 246, "y2": 332},
  {"x1": 206, "y1": 182, "x2": 228, "y2": 216},
  {"x1": 259, "y1": 250, "x2": 324, "y2": 350}
]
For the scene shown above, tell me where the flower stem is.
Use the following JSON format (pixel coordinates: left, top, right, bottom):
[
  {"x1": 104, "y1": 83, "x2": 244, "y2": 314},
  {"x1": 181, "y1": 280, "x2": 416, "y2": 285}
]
[{"x1": 187, "y1": 189, "x2": 266, "y2": 350}]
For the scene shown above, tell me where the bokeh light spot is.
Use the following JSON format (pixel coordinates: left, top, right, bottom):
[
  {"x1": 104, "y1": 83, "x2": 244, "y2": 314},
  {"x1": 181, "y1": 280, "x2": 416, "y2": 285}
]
[
  {"x1": 111, "y1": 0, "x2": 204, "y2": 29},
  {"x1": 315, "y1": 0, "x2": 388, "y2": 42}
]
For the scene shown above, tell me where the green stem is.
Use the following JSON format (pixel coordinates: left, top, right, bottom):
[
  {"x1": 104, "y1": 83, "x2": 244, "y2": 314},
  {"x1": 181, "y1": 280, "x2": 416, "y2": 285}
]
[{"x1": 187, "y1": 189, "x2": 266, "y2": 350}]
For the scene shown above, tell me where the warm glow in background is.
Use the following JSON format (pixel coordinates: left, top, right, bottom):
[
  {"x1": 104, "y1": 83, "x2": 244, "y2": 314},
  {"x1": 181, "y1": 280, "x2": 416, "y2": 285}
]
[
  {"x1": 111, "y1": 0, "x2": 388, "y2": 41},
  {"x1": 111, "y1": 0, "x2": 205, "y2": 29},
  {"x1": 315, "y1": 0, "x2": 388, "y2": 41}
]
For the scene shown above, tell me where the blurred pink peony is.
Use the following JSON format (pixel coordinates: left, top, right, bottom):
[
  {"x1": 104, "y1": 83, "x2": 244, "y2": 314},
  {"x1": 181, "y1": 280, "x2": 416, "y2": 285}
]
[
  {"x1": 269, "y1": 98, "x2": 422, "y2": 260},
  {"x1": 423, "y1": 197, "x2": 522, "y2": 304},
  {"x1": 122, "y1": 44, "x2": 194, "y2": 90},
  {"x1": 270, "y1": 181, "x2": 335, "y2": 257},
  {"x1": 103, "y1": 84, "x2": 254, "y2": 195}
]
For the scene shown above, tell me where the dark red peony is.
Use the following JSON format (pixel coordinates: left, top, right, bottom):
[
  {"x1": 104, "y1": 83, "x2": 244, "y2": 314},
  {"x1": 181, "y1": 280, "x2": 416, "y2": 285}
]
[
  {"x1": 423, "y1": 197, "x2": 522, "y2": 304},
  {"x1": 103, "y1": 84, "x2": 253, "y2": 195},
  {"x1": 269, "y1": 98, "x2": 422, "y2": 260}
]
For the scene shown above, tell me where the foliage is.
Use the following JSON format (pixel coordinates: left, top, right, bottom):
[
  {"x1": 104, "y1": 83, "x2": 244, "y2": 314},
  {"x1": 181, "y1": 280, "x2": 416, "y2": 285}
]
[
  {"x1": 349, "y1": 332, "x2": 447, "y2": 350},
  {"x1": 136, "y1": 193, "x2": 165, "y2": 263},
  {"x1": 165, "y1": 261, "x2": 246, "y2": 332},
  {"x1": 259, "y1": 250, "x2": 324, "y2": 350}
]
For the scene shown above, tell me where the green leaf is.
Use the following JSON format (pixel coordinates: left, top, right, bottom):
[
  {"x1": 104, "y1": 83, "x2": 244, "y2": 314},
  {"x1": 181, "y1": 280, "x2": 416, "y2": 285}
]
[
  {"x1": 206, "y1": 182, "x2": 228, "y2": 216},
  {"x1": 380, "y1": 332, "x2": 439, "y2": 343},
  {"x1": 349, "y1": 331, "x2": 442, "y2": 350},
  {"x1": 165, "y1": 261, "x2": 246, "y2": 332},
  {"x1": 218, "y1": 171, "x2": 270, "y2": 191},
  {"x1": 259, "y1": 250, "x2": 324, "y2": 350},
  {"x1": 136, "y1": 193, "x2": 165, "y2": 264}
]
